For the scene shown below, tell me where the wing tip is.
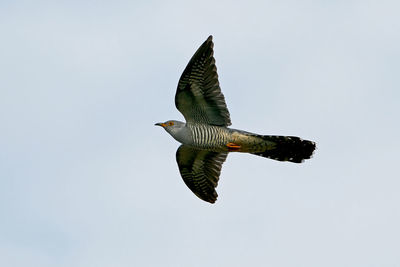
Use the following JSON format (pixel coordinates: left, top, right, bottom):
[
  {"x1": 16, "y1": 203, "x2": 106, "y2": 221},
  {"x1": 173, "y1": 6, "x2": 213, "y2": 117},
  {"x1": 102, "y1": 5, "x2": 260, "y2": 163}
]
[
  {"x1": 205, "y1": 35, "x2": 213, "y2": 47},
  {"x1": 202, "y1": 195, "x2": 217, "y2": 204},
  {"x1": 193, "y1": 190, "x2": 218, "y2": 204}
]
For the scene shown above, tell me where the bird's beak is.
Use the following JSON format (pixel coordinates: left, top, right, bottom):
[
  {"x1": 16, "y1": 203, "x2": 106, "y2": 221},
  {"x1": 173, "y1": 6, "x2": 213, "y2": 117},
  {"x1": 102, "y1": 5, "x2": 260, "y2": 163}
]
[{"x1": 155, "y1": 122, "x2": 166, "y2": 127}]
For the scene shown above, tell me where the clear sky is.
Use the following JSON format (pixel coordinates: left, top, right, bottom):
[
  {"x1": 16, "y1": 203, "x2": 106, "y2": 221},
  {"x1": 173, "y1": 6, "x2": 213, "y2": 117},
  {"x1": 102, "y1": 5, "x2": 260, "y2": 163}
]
[{"x1": 1, "y1": 1, "x2": 399, "y2": 266}]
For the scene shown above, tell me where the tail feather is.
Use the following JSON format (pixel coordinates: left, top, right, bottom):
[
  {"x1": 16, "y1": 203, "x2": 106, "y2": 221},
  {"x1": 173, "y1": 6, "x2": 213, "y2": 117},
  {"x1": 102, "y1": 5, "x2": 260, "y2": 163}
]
[{"x1": 251, "y1": 135, "x2": 316, "y2": 163}]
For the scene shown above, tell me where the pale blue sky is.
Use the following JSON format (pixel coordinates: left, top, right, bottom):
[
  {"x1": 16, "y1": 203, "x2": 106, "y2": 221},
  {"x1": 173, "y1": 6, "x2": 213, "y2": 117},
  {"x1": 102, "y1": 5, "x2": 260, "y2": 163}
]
[{"x1": 1, "y1": 1, "x2": 400, "y2": 266}]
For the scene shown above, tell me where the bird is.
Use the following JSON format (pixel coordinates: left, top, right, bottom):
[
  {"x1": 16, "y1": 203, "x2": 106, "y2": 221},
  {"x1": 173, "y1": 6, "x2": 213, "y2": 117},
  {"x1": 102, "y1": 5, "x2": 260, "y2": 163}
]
[{"x1": 155, "y1": 36, "x2": 316, "y2": 203}]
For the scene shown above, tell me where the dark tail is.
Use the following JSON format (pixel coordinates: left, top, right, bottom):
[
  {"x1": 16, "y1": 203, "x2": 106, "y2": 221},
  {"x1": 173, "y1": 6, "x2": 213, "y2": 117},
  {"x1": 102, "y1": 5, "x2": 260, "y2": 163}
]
[{"x1": 251, "y1": 135, "x2": 316, "y2": 163}]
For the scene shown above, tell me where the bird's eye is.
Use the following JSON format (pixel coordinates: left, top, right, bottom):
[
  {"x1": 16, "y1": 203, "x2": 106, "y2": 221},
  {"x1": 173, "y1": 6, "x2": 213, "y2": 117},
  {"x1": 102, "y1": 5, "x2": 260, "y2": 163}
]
[{"x1": 168, "y1": 121, "x2": 174, "y2": 126}]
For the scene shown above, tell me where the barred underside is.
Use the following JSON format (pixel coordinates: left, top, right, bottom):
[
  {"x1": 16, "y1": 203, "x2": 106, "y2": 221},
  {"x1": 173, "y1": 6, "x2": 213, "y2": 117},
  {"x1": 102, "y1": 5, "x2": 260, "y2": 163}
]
[{"x1": 187, "y1": 123, "x2": 230, "y2": 149}]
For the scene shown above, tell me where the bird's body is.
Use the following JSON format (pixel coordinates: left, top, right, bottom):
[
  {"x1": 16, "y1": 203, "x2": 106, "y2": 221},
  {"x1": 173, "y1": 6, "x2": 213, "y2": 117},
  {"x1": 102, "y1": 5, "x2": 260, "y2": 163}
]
[
  {"x1": 159, "y1": 120, "x2": 315, "y2": 162},
  {"x1": 174, "y1": 122, "x2": 231, "y2": 149},
  {"x1": 156, "y1": 36, "x2": 316, "y2": 203},
  {"x1": 186, "y1": 123, "x2": 269, "y2": 153}
]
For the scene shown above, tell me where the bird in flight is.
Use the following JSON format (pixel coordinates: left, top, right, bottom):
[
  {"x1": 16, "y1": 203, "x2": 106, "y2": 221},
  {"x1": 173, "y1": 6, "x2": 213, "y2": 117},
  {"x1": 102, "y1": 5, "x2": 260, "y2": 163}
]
[{"x1": 156, "y1": 36, "x2": 316, "y2": 203}]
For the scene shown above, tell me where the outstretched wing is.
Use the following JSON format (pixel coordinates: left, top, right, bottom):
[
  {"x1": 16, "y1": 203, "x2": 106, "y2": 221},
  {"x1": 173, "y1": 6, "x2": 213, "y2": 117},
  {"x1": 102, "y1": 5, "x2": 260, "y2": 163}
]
[
  {"x1": 175, "y1": 36, "x2": 232, "y2": 126},
  {"x1": 176, "y1": 145, "x2": 228, "y2": 203}
]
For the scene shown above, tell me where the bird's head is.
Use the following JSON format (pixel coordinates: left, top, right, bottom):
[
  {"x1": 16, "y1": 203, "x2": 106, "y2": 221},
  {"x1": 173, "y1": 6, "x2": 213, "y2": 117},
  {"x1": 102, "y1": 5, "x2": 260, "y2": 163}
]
[{"x1": 155, "y1": 120, "x2": 185, "y2": 135}]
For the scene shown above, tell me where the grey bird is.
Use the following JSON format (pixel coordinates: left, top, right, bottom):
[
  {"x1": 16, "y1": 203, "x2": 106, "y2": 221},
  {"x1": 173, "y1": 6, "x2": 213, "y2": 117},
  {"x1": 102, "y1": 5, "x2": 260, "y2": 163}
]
[{"x1": 156, "y1": 36, "x2": 316, "y2": 203}]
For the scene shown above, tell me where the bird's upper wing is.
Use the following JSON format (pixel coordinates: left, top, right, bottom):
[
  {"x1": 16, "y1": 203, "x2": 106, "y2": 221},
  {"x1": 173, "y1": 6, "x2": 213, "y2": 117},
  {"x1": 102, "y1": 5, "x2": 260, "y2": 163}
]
[
  {"x1": 175, "y1": 36, "x2": 232, "y2": 126},
  {"x1": 176, "y1": 145, "x2": 228, "y2": 203}
]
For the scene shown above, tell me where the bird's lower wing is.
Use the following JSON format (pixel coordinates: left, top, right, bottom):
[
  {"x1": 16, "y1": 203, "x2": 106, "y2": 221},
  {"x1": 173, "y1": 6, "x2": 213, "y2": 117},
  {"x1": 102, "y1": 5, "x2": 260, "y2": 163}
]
[{"x1": 176, "y1": 145, "x2": 228, "y2": 203}]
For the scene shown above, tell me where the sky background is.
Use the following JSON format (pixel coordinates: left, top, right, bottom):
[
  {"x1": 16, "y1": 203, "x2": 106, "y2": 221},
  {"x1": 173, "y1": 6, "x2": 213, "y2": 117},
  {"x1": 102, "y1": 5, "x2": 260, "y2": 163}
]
[{"x1": 1, "y1": 1, "x2": 400, "y2": 266}]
